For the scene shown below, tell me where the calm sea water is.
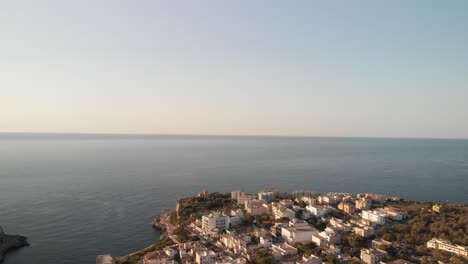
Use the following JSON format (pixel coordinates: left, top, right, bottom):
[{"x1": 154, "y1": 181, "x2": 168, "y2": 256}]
[{"x1": 0, "y1": 133, "x2": 467, "y2": 264}]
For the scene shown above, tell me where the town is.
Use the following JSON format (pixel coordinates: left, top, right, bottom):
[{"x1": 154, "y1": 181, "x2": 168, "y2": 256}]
[{"x1": 97, "y1": 190, "x2": 468, "y2": 264}]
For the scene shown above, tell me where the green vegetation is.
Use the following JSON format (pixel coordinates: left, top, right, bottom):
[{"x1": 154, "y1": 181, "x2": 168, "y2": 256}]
[
  {"x1": 340, "y1": 234, "x2": 366, "y2": 257},
  {"x1": 322, "y1": 254, "x2": 338, "y2": 264},
  {"x1": 376, "y1": 203, "x2": 467, "y2": 247},
  {"x1": 295, "y1": 209, "x2": 304, "y2": 219},
  {"x1": 241, "y1": 214, "x2": 255, "y2": 226},
  {"x1": 307, "y1": 216, "x2": 327, "y2": 231},
  {"x1": 294, "y1": 242, "x2": 317, "y2": 257},
  {"x1": 173, "y1": 226, "x2": 195, "y2": 242},
  {"x1": 374, "y1": 203, "x2": 468, "y2": 263},
  {"x1": 176, "y1": 192, "x2": 232, "y2": 225},
  {"x1": 278, "y1": 216, "x2": 291, "y2": 223},
  {"x1": 169, "y1": 210, "x2": 177, "y2": 225},
  {"x1": 254, "y1": 248, "x2": 274, "y2": 264}
]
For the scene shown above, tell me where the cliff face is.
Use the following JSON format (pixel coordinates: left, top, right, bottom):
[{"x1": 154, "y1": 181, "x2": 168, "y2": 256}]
[{"x1": 0, "y1": 226, "x2": 29, "y2": 263}]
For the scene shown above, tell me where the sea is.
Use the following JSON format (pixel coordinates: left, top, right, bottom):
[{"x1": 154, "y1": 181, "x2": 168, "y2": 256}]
[{"x1": 0, "y1": 133, "x2": 467, "y2": 264}]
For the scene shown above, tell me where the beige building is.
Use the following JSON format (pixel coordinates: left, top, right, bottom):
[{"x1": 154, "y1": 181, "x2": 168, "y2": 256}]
[
  {"x1": 427, "y1": 238, "x2": 468, "y2": 257},
  {"x1": 380, "y1": 207, "x2": 404, "y2": 221},
  {"x1": 364, "y1": 193, "x2": 385, "y2": 202},
  {"x1": 371, "y1": 238, "x2": 392, "y2": 249},
  {"x1": 360, "y1": 248, "x2": 387, "y2": 264},
  {"x1": 338, "y1": 202, "x2": 356, "y2": 214},
  {"x1": 355, "y1": 198, "x2": 371, "y2": 210},
  {"x1": 353, "y1": 225, "x2": 374, "y2": 238},
  {"x1": 142, "y1": 250, "x2": 176, "y2": 264},
  {"x1": 221, "y1": 234, "x2": 247, "y2": 253},
  {"x1": 195, "y1": 250, "x2": 217, "y2": 264},
  {"x1": 245, "y1": 199, "x2": 268, "y2": 216},
  {"x1": 432, "y1": 204, "x2": 445, "y2": 213}
]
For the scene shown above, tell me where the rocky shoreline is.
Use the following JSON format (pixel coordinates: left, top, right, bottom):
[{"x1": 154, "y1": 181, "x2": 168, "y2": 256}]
[
  {"x1": 152, "y1": 209, "x2": 175, "y2": 240},
  {"x1": 0, "y1": 226, "x2": 29, "y2": 263}
]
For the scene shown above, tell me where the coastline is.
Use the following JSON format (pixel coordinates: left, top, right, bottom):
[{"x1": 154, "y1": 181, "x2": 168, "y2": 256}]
[
  {"x1": 0, "y1": 227, "x2": 29, "y2": 263},
  {"x1": 110, "y1": 190, "x2": 467, "y2": 264}
]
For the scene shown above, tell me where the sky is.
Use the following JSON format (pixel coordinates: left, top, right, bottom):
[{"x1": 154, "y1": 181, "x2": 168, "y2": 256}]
[{"x1": 1, "y1": 1, "x2": 467, "y2": 138}]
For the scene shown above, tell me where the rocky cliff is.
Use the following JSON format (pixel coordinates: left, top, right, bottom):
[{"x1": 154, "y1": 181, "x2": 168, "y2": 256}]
[{"x1": 0, "y1": 226, "x2": 29, "y2": 263}]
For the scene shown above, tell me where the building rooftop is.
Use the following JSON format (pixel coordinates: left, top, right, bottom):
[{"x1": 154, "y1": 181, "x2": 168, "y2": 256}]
[
  {"x1": 283, "y1": 226, "x2": 318, "y2": 232},
  {"x1": 361, "y1": 248, "x2": 387, "y2": 255},
  {"x1": 427, "y1": 238, "x2": 468, "y2": 250},
  {"x1": 145, "y1": 250, "x2": 169, "y2": 260}
]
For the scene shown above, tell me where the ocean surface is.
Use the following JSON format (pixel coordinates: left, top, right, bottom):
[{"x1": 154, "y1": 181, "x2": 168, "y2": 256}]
[{"x1": 0, "y1": 133, "x2": 467, "y2": 264}]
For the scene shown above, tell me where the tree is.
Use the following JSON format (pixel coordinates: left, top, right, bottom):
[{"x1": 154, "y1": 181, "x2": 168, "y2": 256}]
[
  {"x1": 323, "y1": 255, "x2": 338, "y2": 264},
  {"x1": 255, "y1": 248, "x2": 274, "y2": 264},
  {"x1": 345, "y1": 235, "x2": 365, "y2": 248},
  {"x1": 242, "y1": 214, "x2": 255, "y2": 226},
  {"x1": 295, "y1": 209, "x2": 304, "y2": 219},
  {"x1": 379, "y1": 244, "x2": 397, "y2": 258}
]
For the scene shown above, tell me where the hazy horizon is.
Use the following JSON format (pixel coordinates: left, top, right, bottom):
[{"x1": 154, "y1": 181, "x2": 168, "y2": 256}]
[
  {"x1": 1, "y1": 1, "x2": 467, "y2": 138},
  {"x1": 1, "y1": 131, "x2": 468, "y2": 141}
]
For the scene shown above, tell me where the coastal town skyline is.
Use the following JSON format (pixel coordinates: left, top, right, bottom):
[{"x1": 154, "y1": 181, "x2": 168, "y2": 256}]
[
  {"x1": 101, "y1": 189, "x2": 468, "y2": 264},
  {"x1": 1, "y1": 2, "x2": 467, "y2": 264},
  {"x1": 1, "y1": 1, "x2": 468, "y2": 139}
]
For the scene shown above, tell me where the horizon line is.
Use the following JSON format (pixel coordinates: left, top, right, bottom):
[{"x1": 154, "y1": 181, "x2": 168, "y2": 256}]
[{"x1": 1, "y1": 131, "x2": 467, "y2": 141}]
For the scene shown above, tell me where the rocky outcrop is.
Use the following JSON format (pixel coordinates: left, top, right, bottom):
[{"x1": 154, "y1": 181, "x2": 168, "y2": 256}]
[{"x1": 0, "y1": 226, "x2": 29, "y2": 263}]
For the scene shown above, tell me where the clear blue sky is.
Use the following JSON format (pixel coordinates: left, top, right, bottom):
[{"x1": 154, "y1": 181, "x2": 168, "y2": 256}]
[{"x1": 1, "y1": 1, "x2": 467, "y2": 138}]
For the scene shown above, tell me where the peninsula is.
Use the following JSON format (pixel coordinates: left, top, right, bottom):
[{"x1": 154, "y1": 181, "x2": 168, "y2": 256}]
[
  {"x1": 98, "y1": 190, "x2": 467, "y2": 264},
  {"x1": 0, "y1": 226, "x2": 29, "y2": 263}
]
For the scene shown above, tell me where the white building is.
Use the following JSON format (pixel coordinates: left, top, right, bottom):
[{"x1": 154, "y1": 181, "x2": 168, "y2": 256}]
[
  {"x1": 318, "y1": 195, "x2": 337, "y2": 205},
  {"x1": 380, "y1": 207, "x2": 404, "y2": 221},
  {"x1": 320, "y1": 228, "x2": 341, "y2": 244},
  {"x1": 306, "y1": 205, "x2": 330, "y2": 217},
  {"x1": 328, "y1": 218, "x2": 352, "y2": 232},
  {"x1": 259, "y1": 236, "x2": 272, "y2": 248},
  {"x1": 311, "y1": 234, "x2": 327, "y2": 247},
  {"x1": 231, "y1": 191, "x2": 254, "y2": 206},
  {"x1": 311, "y1": 229, "x2": 340, "y2": 247},
  {"x1": 258, "y1": 191, "x2": 276, "y2": 202},
  {"x1": 215, "y1": 256, "x2": 247, "y2": 264},
  {"x1": 273, "y1": 206, "x2": 295, "y2": 220},
  {"x1": 297, "y1": 196, "x2": 316, "y2": 206},
  {"x1": 281, "y1": 226, "x2": 319, "y2": 243},
  {"x1": 272, "y1": 243, "x2": 298, "y2": 260},
  {"x1": 296, "y1": 255, "x2": 322, "y2": 264},
  {"x1": 427, "y1": 238, "x2": 468, "y2": 257},
  {"x1": 361, "y1": 210, "x2": 386, "y2": 225},
  {"x1": 202, "y1": 213, "x2": 230, "y2": 233},
  {"x1": 279, "y1": 199, "x2": 294, "y2": 207},
  {"x1": 289, "y1": 218, "x2": 309, "y2": 227},
  {"x1": 229, "y1": 209, "x2": 244, "y2": 226}
]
